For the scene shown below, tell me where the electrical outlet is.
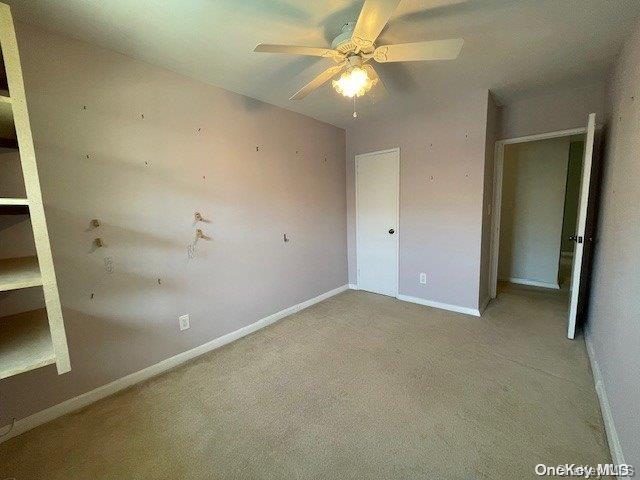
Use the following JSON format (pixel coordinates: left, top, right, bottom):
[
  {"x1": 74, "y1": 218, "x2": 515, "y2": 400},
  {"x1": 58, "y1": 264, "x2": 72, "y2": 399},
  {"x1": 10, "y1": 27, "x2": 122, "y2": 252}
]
[
  {"x1": 104, "y1": 257, "x2": 114, "y2": 274},
  {"x1": 178, "y1": 314, "x2": 190, "y2": 331},
  {"x1": 419, "y1": 273, "x2": 427, "y2": 285}
]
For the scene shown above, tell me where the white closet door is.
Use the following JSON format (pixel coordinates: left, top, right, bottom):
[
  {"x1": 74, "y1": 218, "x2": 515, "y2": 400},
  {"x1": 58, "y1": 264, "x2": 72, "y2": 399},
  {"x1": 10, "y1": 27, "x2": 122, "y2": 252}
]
[{"x1": 356, "y1": 148, "x2": 399, "y2": 297}]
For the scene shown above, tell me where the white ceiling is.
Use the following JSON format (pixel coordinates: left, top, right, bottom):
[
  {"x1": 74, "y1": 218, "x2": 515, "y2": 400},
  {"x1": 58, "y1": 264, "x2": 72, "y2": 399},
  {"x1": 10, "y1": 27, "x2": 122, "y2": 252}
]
[{"x1": 8, "y1": 0, "x2": 640, "y2": 128}]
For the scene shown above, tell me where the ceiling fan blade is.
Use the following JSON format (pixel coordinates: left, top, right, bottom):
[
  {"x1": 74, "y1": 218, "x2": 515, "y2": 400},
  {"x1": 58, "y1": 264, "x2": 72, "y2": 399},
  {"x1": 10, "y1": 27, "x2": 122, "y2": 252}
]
[
  {"x1": 374, "y1": 38, "x2": 464, "y2": 62},
  {"x1": 363, "y1": 64, "x2": 387, "y2": 99},
  {"x1": 352, "y1": 0, "x2": 401, "y2": 49},
  {"x1": 254, "y1": 43, "x2": 342, "y2": 60},
  {"x1": 290, "y1": 62, "x2": 347, "y2": 100}
]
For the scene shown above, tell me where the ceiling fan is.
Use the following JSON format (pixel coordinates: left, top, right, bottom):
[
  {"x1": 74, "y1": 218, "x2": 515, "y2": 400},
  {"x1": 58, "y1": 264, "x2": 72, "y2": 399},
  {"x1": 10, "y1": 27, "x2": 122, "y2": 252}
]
[{"x1": 253, "y1": 0, "x2": 464, "y2": 103}]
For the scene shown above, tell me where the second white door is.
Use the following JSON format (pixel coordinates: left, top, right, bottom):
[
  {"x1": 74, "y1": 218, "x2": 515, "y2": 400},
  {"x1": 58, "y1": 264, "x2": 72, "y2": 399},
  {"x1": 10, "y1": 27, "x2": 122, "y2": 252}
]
[
  {"x1": 567, "y1": 113, "x2": 597, "y2": 339},
  {"x1": 356, "y1": 148, "x2": 399, "y2": 297}
]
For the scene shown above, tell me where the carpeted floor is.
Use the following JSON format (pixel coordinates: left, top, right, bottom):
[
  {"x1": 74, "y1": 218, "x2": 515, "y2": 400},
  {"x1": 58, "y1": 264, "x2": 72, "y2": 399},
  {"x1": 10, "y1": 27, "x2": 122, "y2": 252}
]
[{"x1": 0, "y1": 284, "x2": 611, "y2": 479}]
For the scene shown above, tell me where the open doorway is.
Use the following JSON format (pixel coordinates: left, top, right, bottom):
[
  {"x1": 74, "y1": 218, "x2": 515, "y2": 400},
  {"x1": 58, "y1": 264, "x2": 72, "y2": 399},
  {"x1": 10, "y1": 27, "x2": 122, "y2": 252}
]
[
  {"x1": 496, "y1": 134, "x2": 585, "y2": 291},
  {"x1": 489, "y1": 115, "x2": 599, "y2": 339}
]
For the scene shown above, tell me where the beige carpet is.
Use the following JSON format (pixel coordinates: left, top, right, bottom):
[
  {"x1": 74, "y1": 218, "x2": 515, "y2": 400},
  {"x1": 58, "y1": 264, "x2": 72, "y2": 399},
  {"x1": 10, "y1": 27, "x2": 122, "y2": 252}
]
[{"x1": 0, "y1": 284, "x2": 611, "y2": 479}]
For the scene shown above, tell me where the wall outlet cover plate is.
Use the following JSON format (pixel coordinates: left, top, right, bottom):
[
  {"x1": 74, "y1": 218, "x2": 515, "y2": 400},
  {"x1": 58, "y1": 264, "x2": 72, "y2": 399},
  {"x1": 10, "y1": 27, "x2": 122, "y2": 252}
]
[{"x1": 179, "y1": 314, "x2": 190, "y2": 331}]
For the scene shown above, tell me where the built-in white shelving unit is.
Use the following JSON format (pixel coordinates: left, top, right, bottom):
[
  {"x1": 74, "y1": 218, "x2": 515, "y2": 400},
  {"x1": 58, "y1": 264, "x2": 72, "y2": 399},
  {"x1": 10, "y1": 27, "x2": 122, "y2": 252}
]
[
  {"x1": 0, "y1": 2, "x2": 70, "y2": 379},
  {"x1": 0, "y1": 256, "x2": 42, "y2": 292},
  {"x1": 0, "y1": 309, "x2": 55, "y2": 380}
]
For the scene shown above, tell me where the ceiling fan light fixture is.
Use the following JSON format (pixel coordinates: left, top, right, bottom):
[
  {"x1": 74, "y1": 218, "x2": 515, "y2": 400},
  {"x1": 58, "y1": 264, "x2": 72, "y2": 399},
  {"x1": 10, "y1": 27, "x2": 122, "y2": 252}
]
[
  {"x1": 254, "y1": 0, "x2": 464, "y2": 102},
  {"x1": 332, "y1": 66, "x2": 374, "y2": 98}
]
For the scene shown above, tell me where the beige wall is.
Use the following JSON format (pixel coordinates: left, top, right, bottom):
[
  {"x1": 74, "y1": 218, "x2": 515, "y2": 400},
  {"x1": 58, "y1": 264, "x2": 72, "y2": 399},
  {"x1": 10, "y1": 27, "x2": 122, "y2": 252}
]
[
  {"x1": 587, "y1": 21, "x2": 640, "y2": 468},
  {"x1": 498, "y1": 137, "x2": 569, "y2": 287},
  {"x1": 0, "y1": 23, "x2": 347, "y2": 425},
  {"x1": 346, "y1": 91, "x2": 490, "y2": 310},
  {"x1": 500, "y1": 82, "x2": 606, "y2": 140}
]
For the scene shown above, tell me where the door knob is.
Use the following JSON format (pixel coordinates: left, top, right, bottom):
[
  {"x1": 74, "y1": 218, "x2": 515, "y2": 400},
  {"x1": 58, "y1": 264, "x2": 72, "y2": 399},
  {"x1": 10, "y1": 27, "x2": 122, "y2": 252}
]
[{"x1": 388, "y1": 228, "x2": 395, "y2": 234}]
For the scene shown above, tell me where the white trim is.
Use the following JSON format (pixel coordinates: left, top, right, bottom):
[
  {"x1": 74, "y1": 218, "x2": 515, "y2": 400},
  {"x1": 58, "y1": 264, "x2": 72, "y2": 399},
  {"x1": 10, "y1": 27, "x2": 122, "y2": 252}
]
[
  {"x1": 489, "y1": 125, "x2": 589, "y2": 300},
  {"x1": 355, "y1": 147, "x2": 400, "y2": 297},
  {"x1": 504, "y1": 277, "x2": 560, "y2": 289},
  {"x1": 396, "y1": 294, "x2": 480, "y2": 317},
  {"x1": 584, "y1": 333, "x2": 626, "y2": 470},
  {"x1": 499, "y1": 127, "x2": 587, "y2": 146},
  {"x1": 0, "y1": 284, "x2": 349, "y2": 443},
  {"x1": 348, "y1": 283, "x2": 359, "y2": 290}
]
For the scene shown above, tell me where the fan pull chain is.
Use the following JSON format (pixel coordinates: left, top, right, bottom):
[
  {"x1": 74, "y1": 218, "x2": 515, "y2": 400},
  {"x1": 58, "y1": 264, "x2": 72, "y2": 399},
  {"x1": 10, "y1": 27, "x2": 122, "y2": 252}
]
[{"x1": 352, "y1": 96, "x2": 358, "y2": 118}]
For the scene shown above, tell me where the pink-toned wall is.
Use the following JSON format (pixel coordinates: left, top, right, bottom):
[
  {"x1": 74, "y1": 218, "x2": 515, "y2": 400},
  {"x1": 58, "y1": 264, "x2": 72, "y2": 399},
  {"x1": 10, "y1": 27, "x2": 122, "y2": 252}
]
[
  {"x1": 346, "y1": 80, "x2": 604, "y2": 312},
  {"x1": 499, "y1": 82, "x2": 606, "y2": 139},
  {"x1": 0, "y1": 23, "x2": 347, "y2": 425},
  {"x1": 586, "y1": 21, "x2": 640, "y2": 467},
  {"x1": 346, "y1": 91, "x2": 490, "y2": 310}
]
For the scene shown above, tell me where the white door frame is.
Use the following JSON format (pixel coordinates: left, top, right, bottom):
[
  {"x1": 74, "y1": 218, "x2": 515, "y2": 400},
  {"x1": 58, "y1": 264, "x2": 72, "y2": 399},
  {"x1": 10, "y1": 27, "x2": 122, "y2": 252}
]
[
  {"x1": 355, "y1": 147, "x2": 400, "y2": 296},
  {"x1": 489, "y1": 127, "x2": 587, "y2": 299}
]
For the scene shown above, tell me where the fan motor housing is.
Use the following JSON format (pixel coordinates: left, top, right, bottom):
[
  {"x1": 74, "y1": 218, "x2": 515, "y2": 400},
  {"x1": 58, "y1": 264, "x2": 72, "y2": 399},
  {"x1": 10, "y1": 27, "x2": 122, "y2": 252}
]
[{"x1": 331, "y1": 21, "x2": 374, "y2": 55}]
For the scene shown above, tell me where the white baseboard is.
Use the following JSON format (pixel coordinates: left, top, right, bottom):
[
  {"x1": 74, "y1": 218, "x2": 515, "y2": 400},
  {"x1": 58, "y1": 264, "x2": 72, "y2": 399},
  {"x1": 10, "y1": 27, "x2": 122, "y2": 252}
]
[
  {"x1": 504, "y1": 277, "x2": 560, "y2": 290},
  {"x1": 351, "y1": 285, "x2": 482, "y2": 317},
  {"x1": 584, "y1": 332, "x2": 626, "y2": 469},
  {"x1": 396, "y1": 294, "x2": 480, "y2": 317},
  {"x1": 0, "y1": 284, "x2": 349, "y2": 443},
  {"x1": 349, "y1": 286, "x2": 480, "y2": 316}
]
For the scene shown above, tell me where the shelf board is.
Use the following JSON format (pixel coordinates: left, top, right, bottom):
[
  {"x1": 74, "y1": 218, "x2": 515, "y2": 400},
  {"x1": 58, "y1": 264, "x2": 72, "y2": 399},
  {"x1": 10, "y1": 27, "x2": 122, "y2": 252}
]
[
  {"x1": 0, "y1": 197, "x2": 28, "y2": 205},
  {"x1": 0, "y1": 308, "x2": 55, "y2": 380},
  {"x1": 0, "y1": 256, "x2": 42, "y2": 292}
]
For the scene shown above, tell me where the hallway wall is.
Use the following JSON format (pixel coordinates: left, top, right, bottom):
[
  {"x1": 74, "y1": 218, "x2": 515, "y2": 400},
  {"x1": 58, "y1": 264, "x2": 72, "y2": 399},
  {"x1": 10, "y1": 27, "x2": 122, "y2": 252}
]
[
  {"x1": 498, "y1": 137, "x2": 570, "y2": 287},
  {"x1": 560, "y1": 139, "x2": 585, "y2": 254}
]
